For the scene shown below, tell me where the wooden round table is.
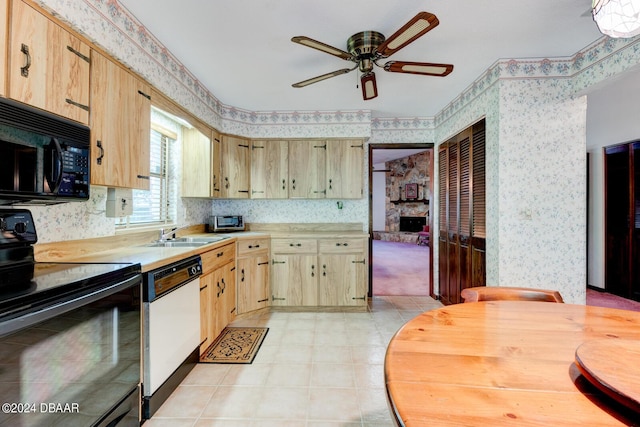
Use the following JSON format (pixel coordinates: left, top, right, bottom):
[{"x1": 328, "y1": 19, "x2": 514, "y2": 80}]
[{"x1": 384, "y1": 301, "x2": 640, "y2": 426}]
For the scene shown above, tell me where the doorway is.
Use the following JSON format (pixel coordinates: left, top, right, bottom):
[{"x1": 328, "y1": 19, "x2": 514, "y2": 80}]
[{"x1": 368, "y1": 143, "x2": 434, "y2": 297}]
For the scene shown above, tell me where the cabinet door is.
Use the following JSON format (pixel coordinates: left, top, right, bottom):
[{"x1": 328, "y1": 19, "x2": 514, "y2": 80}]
[
  {"x1": 326, "y1": 140, "x2": 364, "y2": 199},
  {"x1": 319, "y1": 254, "x2": 367, "y2": 306},
  {"x1": 0, "y1": 0, "x2": 7, "y2": 96},
  {"x1": 289, "y1": 140, "x2": 326, "y2": 198},
  {"x1": 90, "y1": 51, "x2": 151, "y2": 189},
  {"x1": 199, "y1": 273, "x2": 214, "y2": 355},
  {"x1": 220, "y1": 135, "x2": 250, "y2": 198},
  {"x1": 271, "y1": 254, "x2": 317, "y2": 306},
  {"x1": 237, "y1": 255, "x2": 270, "y2": 314},
  {"x1": 251, "y1": 140, "x2": 288, "y2": 198},
  {"x1": 182, "y1": 127, "x2": 211, "y2": 197},
  {"x1": 212, "y1": 131, "x2": 221, "y2": 197},
  {"x1": 214, "y1": 262, "x2": 236, "y2": 339},
  {"x1": 9, "y1": 0, "x2": 90, "y2": 123}
]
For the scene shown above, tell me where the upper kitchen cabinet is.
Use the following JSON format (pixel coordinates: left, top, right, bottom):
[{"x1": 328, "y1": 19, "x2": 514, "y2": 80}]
[
  {"x1": 326, "y1": 139, "x2": 364, "y2": 199},
  {"x1": 0, "y1": 0, "x2": 7, "y2": 96},
  {"x1": 250, "y1": 139, "x2": 288, "y2": 199},
  {"x1": 182, "y1": 127, "x2": 214, "y2": 197},
  {"x1": 289, "y1": 140, "x2": 327, "y2": 199},
  {"x1": 7, "y1": 0, "x2": 90, "y2": 124},
  {"x1": 220, "y1": 134, "x2": 250, "y2": 198},
  {"x1": 90, "y1": 50, "x2": 151, "y2": 190}
]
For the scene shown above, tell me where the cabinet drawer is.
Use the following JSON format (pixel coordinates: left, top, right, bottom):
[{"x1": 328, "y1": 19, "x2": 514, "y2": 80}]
[
  {"x1": 237, "y1": 238, "x2": 270, "y2": 256},
  {"x1": 319, "y1": 238, "x2": 365, "y2": 253},
  {"x1": 271, "y1": 238, "x2": 317, "y2": 254},
  {"x1": 201, "y1": 242, "x2": 236, "y2": 274}
]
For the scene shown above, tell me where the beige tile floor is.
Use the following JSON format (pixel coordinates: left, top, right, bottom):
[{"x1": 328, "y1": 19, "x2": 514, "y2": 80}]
[{"x1": 144, "y1": 295, "x2": 442, "y2": 427}]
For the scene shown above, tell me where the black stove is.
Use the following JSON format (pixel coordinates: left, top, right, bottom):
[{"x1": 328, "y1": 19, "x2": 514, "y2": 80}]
[{"x1": 0, "y1": 208, "x2": 143, "y2": 426}]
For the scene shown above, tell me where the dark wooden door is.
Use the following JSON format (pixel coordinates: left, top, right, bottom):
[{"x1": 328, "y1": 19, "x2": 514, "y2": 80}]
[
  {"x1": 605, "y1": 144, "x2": 632, "y2": 299},
  {"x1": 438, "y1": 119, "x2": 486, "y2": 304}
]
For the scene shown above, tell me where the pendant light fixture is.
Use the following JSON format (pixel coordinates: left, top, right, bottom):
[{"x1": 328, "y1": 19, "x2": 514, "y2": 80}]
[{"x1": 592, "y1": 0, "x2": 640, "y2": 38}]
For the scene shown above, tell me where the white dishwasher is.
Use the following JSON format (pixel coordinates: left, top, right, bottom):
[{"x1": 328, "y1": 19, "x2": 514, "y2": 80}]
[{"x1": 142, "y1": 255, "x2": 202, "y2": 419}]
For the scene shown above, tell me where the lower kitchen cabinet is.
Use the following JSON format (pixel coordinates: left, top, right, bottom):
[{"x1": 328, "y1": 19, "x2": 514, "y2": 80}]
[
  {"x1": 199, "y1": 242, "x2": 236, "y2": 355},
  {"x1": 270, "y1": 237, "x2": 368, "y2": 307},
  {"x1": 237, "y1": 237, "x2": 270, "y2": 314}
]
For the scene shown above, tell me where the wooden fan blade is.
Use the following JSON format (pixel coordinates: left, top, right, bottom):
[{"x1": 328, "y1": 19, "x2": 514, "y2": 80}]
[
  {"x1": 384, "y1": 61, "x2": 453, "y2": 76},
  {"x1": 291, "y1": 36, "x2": 353, "y2": 61},
  {"x1": 292, "y1": 68, "x2": 354, "y2": 88},
  {"x1": 376, "y1": 12, "x2": 439, "y2": 58}
]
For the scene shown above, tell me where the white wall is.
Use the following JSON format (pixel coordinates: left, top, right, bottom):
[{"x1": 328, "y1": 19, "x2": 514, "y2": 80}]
[{"x1": 586, "y1": 67, "x2": 640, "y2": 289}]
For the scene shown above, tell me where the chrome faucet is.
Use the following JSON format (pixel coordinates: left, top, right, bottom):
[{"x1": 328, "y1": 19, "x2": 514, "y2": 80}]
[{"x1": 158, "y1": 225, "x2": 189, "y2": 241}]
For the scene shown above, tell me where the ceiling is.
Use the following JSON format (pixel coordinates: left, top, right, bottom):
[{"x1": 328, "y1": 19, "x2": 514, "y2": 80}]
[{"x1": 117, "y1": 0, "x2": 603, "y2": 119}]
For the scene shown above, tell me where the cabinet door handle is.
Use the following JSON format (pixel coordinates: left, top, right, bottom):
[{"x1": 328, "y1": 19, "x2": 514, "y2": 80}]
[
  {"x1": 137, "y1": 90, "x2": 151, "y2": 100},
  {"x1": 335, "y1": 243, "x2": 348, "y2": 246},
  {"x1": 252, "y1": 190, "x2": 264, "y2": 194},
  {"x1": 137, "y1": 175, "x2": 150, "y2": 180},
  {"x1": 66, "y1": 45, "x2": 90, "y2": 62},
  {"x1": 216, "y1": 281, "x2": 222, "y2": 297},
  {"x1": 65, "y1": 98, "x2": 89, "y2": 111},
  {"x1": 311, "y1": 265, "x2": 315, "y2": 277},
  {"x1": 20, "y1": 43, "x2": 31, "y2": 77},
  {"x1": 289, "y1": 243, "x2": 301, "y2": 247},
  {"x1": 352, "y1": 260, "x2": 366, "y2": 264},
  {"x1": 96, "y1": 141, "x2": 104, "y2": 165},
  {"x1": 272, "y1": 260, "x2": 285, "y2": 264},
  {"x1": 313, "y1": 190, "x2": 326, "y2": 194},
  {"x1": 291, "y1": 178, "x2": 296, "y2": 190},
  {"x1": 257, "y1": 261, "x2": 269, "y2": 266},
  {"x1": 224, "y1": 177, "x2": 229, "y2": 189},
  {"x1": 272, "y1": 295, "x2": 286, "y2": 301},
  {"x1": 248, "y1": 244, "x2": 260, "y2": 249},
  {"x1": 221, "y1": 278, "x2": 226, "y2": 294},
  {"x1": 322, "y1": 264, "x2": 327, "y2": 276},
  {"x1": 217, "y1": 252, "x2": 224, "y2": 257},
  {"x1": 282, "y1": 179, "x2": 286, "y2": 190},
  {"x1": 258, "y1": 298, "x2": 269, "y2": 303},
  {"x1": 329, "y1": 179, "x2": 333, "y2": 190},
  {"x1": 241, "y1": 268, "x2": 245, "y2": 282}
]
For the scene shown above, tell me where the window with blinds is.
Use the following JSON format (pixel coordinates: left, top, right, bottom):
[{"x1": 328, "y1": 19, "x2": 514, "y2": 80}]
[{"x1": 117, "y1": 128, "x2": 177, "y2": 227}]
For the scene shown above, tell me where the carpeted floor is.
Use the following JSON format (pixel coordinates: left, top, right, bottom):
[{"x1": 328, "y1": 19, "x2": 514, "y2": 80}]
[
  {"x1": 372, "y1": 240, "x2": 429, "y2": 296},
  {"x1": 586, "y1": 288, "x2": 640, "y2": 312},
  {"x1": 372, "y1": 239, "x2": 640, "y2": 311}
]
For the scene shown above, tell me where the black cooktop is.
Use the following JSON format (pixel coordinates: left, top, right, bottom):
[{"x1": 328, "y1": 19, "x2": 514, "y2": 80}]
[{"x1": 0, "y1": 262, "x2": 141, "y2": 320}]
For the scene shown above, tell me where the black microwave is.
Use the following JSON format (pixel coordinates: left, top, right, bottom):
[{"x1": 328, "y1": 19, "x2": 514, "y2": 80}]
[{"x1": 0, "y1": 98, "x2": 90, "y2": 204}]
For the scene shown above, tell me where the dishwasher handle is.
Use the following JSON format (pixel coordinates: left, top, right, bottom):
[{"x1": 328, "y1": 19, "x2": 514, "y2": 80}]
[{"x1": 0, "y1": 274, "x2": 141, "y2": 337}]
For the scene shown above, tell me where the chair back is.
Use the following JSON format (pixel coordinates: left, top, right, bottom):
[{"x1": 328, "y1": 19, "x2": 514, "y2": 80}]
[{"x1": 460, "y1": 286, "x2": 564, "y2": 303}]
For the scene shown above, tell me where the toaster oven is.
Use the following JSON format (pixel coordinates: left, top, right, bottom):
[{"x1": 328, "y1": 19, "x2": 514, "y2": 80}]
[{"x1": 207, "y1": 215, "x2": 244, "y2": 232}]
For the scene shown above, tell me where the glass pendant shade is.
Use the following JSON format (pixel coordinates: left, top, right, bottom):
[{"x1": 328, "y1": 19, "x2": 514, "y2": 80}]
[{"x1": 592, "y1": 0, "x2": 640, "y2": 38}]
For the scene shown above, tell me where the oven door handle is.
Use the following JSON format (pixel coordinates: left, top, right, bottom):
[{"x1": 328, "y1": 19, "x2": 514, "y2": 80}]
[{"x1": 0, "y1": 274, "x2": 141, "y2": 337}]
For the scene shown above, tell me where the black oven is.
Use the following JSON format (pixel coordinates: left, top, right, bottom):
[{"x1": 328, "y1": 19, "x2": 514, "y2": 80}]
[
  {"x1": 0, "y1": 209, "x2": 142, "y2": 426},
  {"x1": 0, "y1": 98, "x2": 90, "y2": 204}
]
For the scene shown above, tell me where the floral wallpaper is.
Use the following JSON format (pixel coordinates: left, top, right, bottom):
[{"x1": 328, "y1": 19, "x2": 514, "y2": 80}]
[{"x1": 25, "y1": 0, "x2": 640, "y2": 303}]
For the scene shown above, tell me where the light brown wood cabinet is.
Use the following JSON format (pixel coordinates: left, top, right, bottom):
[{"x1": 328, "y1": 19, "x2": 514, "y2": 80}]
[
  {"x1": 199, "y1": 242, "x2": 236, "y2": 355},
  {"x1": 270, "y1": 236, "x2": 368, "y2": 307},
  {"x1": 236, "y1": 237, "x2": 270, "y2": 314},
  {"x1": 7, "y1": 0, "x2": 90, "y2": 124},
  {"x1": 288, "y1": 140, "x2": 327, "y2": 198},
  {"x1": 318, "y1": 238, "x2": 367, "y2": 305},
  {"x1": 90, "y1": 50, "x2": 151, "y2": 189},
  {"x1": 220, "y1": 135, "x2": 250, "y2": 198},
  {"x1": 250, "y1": 140, "x2": 288, "y2": 198},
  {"x1": 326, "y1": 140, "x2": 364, "y2": 199},
  {"x1": 0, "y1": 0, "x2": 7, "y2": 97},
  {"x1": 182, "y1": 128, "x2": 215, "y2": 197}
]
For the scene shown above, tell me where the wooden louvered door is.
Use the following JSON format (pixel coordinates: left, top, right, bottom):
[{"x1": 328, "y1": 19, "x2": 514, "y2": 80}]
[
  {"x1": 471, "y1": 122, "x2": 487, "y2": 287},
  {"x1": 438, "y1": 119, "x2": 486, "y2": 304}
]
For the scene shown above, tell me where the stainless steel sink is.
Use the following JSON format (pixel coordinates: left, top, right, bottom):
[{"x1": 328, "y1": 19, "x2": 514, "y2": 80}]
[
  {"x1": 144, "y1": 236, "x2": 229, "y2": 248},
  {"x1": 145, "y1": 241, "x2": 211, "y2": 248},
  {"x1": 171, "y1": 236, "x2": 229, "y2": 243}
]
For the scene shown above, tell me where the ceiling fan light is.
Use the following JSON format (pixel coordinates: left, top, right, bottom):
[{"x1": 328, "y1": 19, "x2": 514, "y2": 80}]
[
  {"x1": 592, "y1": 0, "x2": 640, "y2": 38},
  {"x1": 361, "y1": 72, "x2": 378, "y2": 100}
]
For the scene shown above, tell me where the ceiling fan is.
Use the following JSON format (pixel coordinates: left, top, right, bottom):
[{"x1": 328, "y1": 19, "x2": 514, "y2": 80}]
[{"x1": 291, "y1": 11, "x2": 453, "y2": 101}]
